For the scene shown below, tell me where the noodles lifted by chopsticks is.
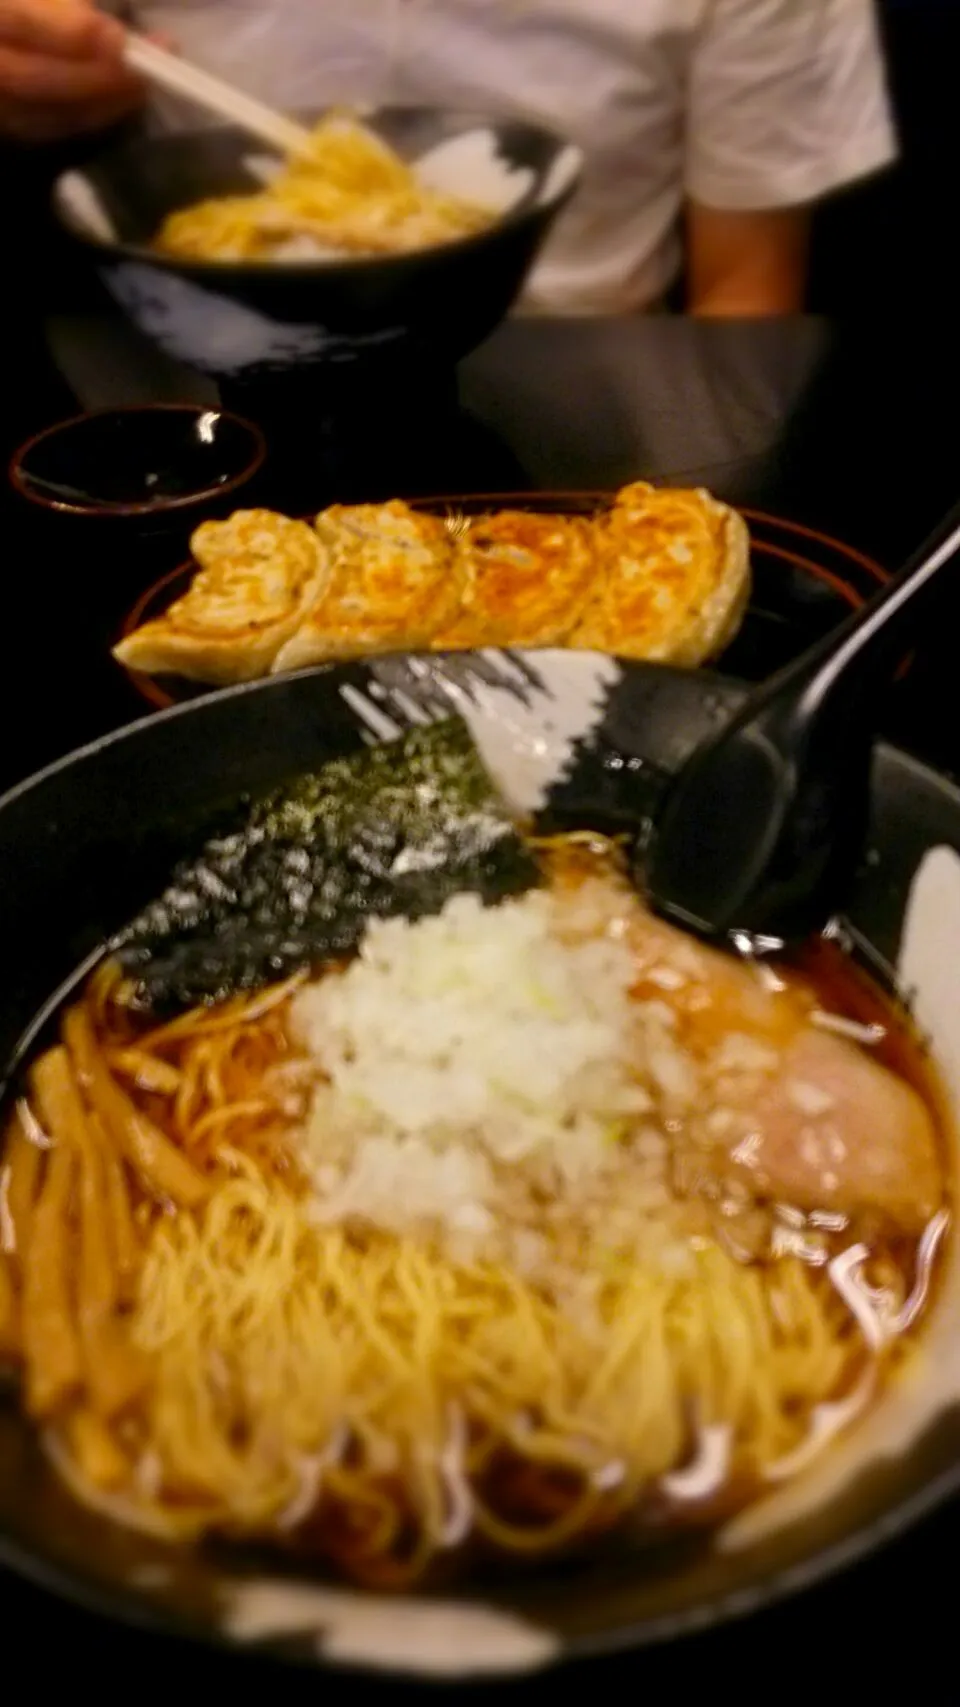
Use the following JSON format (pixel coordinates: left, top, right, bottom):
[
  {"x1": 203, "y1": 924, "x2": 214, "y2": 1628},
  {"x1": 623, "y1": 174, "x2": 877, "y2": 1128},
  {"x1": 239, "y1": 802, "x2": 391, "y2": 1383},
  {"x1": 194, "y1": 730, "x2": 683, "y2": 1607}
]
[{"x1": 155, "y1": 114, "x2": 493, "y2": 262}]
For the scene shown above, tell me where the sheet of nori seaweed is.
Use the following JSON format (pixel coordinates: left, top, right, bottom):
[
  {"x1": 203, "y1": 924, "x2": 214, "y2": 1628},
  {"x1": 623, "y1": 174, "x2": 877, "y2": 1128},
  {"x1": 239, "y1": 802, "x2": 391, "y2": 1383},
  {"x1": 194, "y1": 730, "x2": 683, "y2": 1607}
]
[{"x1": 111, "y1": 718, "x2": 539, "y2": 1012}]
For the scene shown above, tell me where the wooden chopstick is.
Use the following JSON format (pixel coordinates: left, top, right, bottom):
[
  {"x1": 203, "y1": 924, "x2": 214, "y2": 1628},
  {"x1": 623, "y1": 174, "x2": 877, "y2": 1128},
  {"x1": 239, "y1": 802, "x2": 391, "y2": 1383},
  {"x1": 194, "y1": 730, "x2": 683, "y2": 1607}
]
[{"x1": 123, "y1": 34, "x2": 313, "y2": 157}]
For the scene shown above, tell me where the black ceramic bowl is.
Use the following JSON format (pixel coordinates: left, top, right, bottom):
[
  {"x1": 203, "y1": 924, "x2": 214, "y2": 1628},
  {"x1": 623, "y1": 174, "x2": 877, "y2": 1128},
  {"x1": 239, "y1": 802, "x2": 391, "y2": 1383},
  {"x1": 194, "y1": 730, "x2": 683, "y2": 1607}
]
[
  {"x1": 8, "y1": 404, "x2": 266, "y2": 519},
  {"x1": 52, "y1": 108, "x2": 583, "y2": 383},
  {"x1": 1, "y1": 650, "x2": 959, "y2": 1677}
]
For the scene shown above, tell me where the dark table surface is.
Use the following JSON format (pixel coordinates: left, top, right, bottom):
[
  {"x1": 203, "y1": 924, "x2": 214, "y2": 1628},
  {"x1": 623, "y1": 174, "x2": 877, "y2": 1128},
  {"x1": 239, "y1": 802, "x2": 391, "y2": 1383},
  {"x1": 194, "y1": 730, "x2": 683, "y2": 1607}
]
[{"x1": 2, "y1": 304, "x2": 959, "y2": 1692}]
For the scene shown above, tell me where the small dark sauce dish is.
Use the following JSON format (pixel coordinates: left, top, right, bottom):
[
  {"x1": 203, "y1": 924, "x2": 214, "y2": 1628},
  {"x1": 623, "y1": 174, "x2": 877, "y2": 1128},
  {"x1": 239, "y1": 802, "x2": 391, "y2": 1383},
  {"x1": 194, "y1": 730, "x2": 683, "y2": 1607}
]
[{"x1": 8, "y1": 404, "x2": 266, "y2": 521}]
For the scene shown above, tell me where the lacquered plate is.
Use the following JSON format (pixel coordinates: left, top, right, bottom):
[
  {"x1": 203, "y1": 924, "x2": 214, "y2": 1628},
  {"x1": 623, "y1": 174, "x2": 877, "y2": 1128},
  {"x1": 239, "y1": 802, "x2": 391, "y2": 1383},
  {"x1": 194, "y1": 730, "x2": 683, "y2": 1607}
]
[{"x1": 115, "y1": 494, "x2": 888, "y2": 711}]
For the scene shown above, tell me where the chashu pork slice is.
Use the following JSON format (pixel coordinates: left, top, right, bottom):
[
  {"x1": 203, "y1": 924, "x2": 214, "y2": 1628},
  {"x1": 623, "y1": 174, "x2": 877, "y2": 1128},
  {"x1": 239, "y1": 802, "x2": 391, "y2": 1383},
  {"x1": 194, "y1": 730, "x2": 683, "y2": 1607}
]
[
  {"x1": 626, "y1": 902, "x2": 942, "y2": 1237},
  {"x1": 713, "y1": 1024, "x2": 943, "y2": 1235}
]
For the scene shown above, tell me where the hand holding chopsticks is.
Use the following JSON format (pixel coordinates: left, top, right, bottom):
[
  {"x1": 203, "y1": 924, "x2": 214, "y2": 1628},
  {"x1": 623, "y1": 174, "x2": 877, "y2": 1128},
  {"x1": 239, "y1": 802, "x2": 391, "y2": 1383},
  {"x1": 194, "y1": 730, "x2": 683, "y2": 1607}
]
[
  {"x1": 0, "y1": 1, "x2": 310, "y2": 154},
  {"x1": 0, "y1": 0, "x2": 140, "y2": 142}
]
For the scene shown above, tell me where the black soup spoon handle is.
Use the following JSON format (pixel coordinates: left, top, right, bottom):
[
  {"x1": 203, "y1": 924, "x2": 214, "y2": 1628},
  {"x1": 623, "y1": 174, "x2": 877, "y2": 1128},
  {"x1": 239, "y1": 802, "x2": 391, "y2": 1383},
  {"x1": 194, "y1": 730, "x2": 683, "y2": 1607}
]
[{"x1": 642, "y1": 500, "x2": 960, "y2": 947}]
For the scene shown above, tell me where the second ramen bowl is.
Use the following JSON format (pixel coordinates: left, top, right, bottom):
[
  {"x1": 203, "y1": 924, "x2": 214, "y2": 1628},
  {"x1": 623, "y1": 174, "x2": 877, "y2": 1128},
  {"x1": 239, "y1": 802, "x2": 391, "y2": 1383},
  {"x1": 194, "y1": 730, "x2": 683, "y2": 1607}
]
[{"x1": 52, "y1": 106, "x2": 582, "y2": 383}]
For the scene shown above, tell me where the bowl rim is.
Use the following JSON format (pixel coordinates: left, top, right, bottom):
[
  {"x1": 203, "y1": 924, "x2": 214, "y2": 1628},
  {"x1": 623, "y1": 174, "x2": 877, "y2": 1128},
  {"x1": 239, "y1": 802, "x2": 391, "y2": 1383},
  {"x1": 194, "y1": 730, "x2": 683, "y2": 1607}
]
[
  {"x1": 7, "y1": 402, "x2": 268, "y2": 518},
  {"x1": 51, "y1": 104, "x2": 585, "y2": 281}
]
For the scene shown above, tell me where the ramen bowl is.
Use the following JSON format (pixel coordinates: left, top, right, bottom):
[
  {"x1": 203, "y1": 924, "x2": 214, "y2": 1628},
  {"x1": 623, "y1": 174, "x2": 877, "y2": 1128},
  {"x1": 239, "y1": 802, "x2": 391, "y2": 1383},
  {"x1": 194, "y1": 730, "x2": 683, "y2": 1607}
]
[
  {"x1": 51, "y1": 108, "x2": 582, "y2": 384},
  {"x1": 1, "y1": 651, "x2": 959, "y2": 1676}
]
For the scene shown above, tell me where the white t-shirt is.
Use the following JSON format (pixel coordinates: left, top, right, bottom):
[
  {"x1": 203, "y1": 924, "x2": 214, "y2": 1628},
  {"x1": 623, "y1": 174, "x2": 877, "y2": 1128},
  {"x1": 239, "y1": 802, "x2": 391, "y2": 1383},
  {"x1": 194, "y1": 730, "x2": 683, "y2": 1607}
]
[{"x1": 120, "y1": 0, "x2": 896, "y2": 313}]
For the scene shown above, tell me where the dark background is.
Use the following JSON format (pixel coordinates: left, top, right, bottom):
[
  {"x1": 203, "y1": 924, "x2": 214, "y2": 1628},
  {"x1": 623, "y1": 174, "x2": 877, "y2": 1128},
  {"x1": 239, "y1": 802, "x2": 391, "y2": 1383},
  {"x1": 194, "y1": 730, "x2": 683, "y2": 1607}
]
[{"x1": 810, "y1": 0, "x2": 960, "y2": 315}]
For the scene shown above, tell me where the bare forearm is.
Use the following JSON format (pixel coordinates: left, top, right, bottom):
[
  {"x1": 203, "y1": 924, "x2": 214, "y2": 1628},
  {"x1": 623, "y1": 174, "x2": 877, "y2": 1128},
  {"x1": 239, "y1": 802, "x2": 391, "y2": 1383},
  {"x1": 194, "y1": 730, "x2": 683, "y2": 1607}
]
[
  {"x1": 689, "y1": 273, "x2": 806, "y2": 316},
  {"x1": 686, "y1": 201, "x2": 810, "y2": 317}
]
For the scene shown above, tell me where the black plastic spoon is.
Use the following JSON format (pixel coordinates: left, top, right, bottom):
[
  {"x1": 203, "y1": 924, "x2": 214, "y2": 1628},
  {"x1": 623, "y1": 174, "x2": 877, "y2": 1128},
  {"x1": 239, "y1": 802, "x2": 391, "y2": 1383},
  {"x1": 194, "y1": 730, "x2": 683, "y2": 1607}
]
[{"x1": 641, "y1": 502, "x2": 960, "y2": 947}]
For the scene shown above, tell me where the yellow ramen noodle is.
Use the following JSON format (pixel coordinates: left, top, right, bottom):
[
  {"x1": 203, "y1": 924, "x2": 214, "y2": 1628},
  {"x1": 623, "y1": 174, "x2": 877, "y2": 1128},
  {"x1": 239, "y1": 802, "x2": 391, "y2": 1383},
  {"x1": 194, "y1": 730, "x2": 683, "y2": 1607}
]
[
  {"x1": 156, "y1": 115, "x2": 494, "y2": 262},
  {"x1": 0, "y1": 838, "x2": 948, "y2": 1589}
]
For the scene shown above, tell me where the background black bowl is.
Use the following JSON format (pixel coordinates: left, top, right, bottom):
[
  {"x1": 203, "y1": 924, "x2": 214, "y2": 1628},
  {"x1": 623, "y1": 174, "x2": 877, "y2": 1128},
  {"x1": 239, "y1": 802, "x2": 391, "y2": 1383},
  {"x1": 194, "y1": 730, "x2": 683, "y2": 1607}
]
[
  {"x1": 52, "y1": 108, "x2": 582, "y2": 383},
  {"x1": 2, "y1": 650, "x2": 960, "y2": 1678}
]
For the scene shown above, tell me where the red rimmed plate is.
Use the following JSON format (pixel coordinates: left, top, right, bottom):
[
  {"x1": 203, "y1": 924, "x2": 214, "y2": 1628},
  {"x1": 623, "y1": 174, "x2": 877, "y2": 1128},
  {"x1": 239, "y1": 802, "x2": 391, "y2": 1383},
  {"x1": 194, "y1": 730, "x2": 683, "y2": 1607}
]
[{"x1": 116, "y1": 495, "x2": 888, "y2": 711}]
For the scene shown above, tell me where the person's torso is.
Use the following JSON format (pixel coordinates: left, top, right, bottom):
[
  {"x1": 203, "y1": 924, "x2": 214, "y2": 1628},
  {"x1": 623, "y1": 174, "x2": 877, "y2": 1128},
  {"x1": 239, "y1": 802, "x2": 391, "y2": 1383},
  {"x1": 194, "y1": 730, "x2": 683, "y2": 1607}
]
[{"x1": 120, "y1": 0, "x2": 708, "y2": 312}]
